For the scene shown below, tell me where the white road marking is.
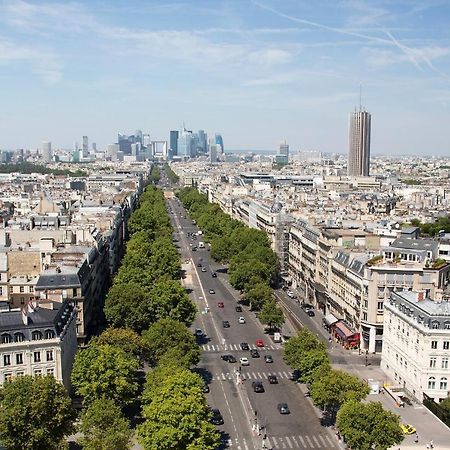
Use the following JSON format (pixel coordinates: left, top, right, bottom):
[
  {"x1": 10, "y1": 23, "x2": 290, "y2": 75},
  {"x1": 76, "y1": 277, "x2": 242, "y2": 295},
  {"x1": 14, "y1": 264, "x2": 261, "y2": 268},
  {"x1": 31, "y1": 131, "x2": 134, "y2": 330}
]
[
  {"x1": 312, "y1": 436, "x2": 321, "y2": 447},
  {"x1": 318, "y1": 435, "x2": 327, "y2": 446},
  {"x1": 305, "y1": 435, "x2": 314, "y2": 447},
  {"x1": 299, "y1": 436, "x2": 307, "y2": 447},
  {"x1": 286, "y1": 436, "x2": 293, "y2": 448},
  {"x1": 325, "y1": 435, "x2": 335, "y2": 446}
]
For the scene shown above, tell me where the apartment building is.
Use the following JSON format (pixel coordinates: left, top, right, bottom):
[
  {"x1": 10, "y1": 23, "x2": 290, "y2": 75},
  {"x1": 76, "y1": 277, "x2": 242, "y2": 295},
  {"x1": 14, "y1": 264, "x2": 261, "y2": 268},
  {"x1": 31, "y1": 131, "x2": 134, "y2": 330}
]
[
  {"x1": 382, "y1": 290, "x2": 450, "y2": 403},
  {"x1": 0, "y1": 300, "x2": 77, "y2": 390}
]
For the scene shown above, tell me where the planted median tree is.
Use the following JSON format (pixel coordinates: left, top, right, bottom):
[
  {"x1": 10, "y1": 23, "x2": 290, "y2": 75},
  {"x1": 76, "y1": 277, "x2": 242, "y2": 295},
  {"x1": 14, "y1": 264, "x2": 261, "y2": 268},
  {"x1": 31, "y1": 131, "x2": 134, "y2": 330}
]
[
  {"x1": 0, "y1": 375, "x2": 75, "y2": 450},
  {"x1": 243, "y1": 281, "x2": 273, "y2": 311},
  {"x1": 337, "y1": 400, "x2": 403, "y2": 450},
  {"x1": 78, "y1": 398, "x2": 132, "y2": 450},
  {"x1": 259, "y1": 298, "x2": 285, "y2": 330}
]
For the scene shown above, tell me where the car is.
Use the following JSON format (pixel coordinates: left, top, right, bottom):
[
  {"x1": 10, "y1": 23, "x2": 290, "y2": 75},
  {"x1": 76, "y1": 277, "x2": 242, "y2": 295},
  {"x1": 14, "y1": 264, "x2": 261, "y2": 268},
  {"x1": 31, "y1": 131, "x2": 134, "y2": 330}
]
[
  {"x1": 255, "y1": 339, "x2": 264, "y2": 347},
  {"x1": 201, "y1": 267, "x2": 207, "y2": 272},
  {"x1": 264, "y1": 354, "x2": 273, "y2": 363},
  {"x1": 203, "y1": 383, "x2": 210, "y2": 393},
  {"x1": 192, "y1": 247, "x2": 197, "y2": 251},
  {"x1": 222, "y1": 320, "x2": 230, "y2": 328},
  {"x1": 240, "y1": 342, "x2": 250, "y2": 350},
  {"x1": 277, "y1": 403, "x2": 290, "y2": 414},
  {"x1": 400, "y1": 424, "x2": 416, "y2": 435},
  {"x1": 252, "y1": 381, "x2": 265, "y2": 393},
  {"x1": 212, "y1": 272, "x2": 217, "y2": 278},
  {"x1": 268, "y1": 374, "x2": 278, "y2": 384},
  {"x1": 218, "y1": 302, "x2": 224, "y2": 308},
  {"x1": 211, "y1": 408, "x2": 224, "y2": 425},
  {"x1": 250, "y1": 349, "x2": 260, "y2": 358},
  {"x1": 289, "y1": 370, "x2": 301, "y2": 381},
  {"x1": 301, "y1": 303, "x2": 314, "y2": 311},
  {"x1": 194, "y1": 328, "x2": 203, "y2": 337},
  {"x1": 239, "y1": 357, "x2": 249, "y2": 366},
  {"x1": 238, "y1": 317, "x2": 246, "y2": 324},
  {"x1": 307, "y1": 310, "x2": 315, "y2": 317},
  {"x1": 221, "y1": 354, "x2": 237, "y2": 363},
  {"x1": 197, "y1": 263, "x2": 202, "y2": 267},
  {"x1": 287, "y1": 291, "x2": 294, "y2": 298},
  {"x1": 209, "y1": 289, "x2": 215, "y2": 294},
  {"x1": 235, "y1": 305, "x2": 242, "y2": 312}
]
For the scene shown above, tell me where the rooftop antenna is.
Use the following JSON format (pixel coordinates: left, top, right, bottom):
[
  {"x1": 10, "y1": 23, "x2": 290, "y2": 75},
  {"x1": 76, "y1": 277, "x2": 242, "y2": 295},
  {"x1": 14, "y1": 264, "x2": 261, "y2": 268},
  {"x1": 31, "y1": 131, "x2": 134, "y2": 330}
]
[{"x1": 359, "y1": 83, "x2": 362, "y2": 111}]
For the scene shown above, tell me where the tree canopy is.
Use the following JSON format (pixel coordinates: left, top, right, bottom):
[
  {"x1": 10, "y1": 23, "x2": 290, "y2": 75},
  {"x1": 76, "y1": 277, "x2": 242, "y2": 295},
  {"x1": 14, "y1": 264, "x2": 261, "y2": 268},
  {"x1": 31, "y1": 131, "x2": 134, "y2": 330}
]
[
  {"x1": 78, "y1": 398, "x2": 132, "y2": 450},
  {"x1": 71, "y1": 343, "x2": 139, "y2": 407},
  {"x1": 337, "y1": 400, "x2": 403, "y2": 450},
  {"x1": 0, "y1": 375, "x2": 75, "y2": 450},
  {"x1": 259, "y1": 298, "x2": 285, "y2": 330}
]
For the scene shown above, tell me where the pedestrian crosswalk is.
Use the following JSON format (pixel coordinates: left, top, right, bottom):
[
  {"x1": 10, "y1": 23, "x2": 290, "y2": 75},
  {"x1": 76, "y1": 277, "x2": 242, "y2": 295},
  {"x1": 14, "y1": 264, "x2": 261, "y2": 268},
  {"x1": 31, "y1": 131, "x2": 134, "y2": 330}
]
[
  {"x1": 212, "y1": 370, "x2": 291, "y2": 381},
  {"x1": 202, "y1": 343, "x2": 280, "y2": 352},
  {"x1": 226, "y1": 434, "x2": 337, "y2": 449}
]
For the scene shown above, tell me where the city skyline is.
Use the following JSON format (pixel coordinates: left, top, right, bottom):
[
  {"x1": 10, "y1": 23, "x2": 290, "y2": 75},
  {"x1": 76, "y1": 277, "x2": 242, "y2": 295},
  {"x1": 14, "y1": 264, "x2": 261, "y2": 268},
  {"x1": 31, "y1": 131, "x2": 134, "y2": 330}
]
[{"x1": 0, "y1": 0, "x2": 450, "y2": 155}]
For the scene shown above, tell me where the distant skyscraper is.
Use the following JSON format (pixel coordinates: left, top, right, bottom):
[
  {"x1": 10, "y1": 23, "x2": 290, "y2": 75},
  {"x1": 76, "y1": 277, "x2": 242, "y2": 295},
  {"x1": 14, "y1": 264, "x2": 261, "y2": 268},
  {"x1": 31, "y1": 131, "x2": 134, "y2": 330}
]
[
  {"x1": 348, "y1": 109, "x2": 371, "y2": 176},
  {"x1": 177, "y1": 128, "x2": 194, "y2": 158},
  {"x1": 215, "y1": 133, "x2": 224, "y2": 152},
  {"x1": 279, "y1": 140, "x2": 289, "y2": 158},
  {"x1": 106, "y1": 143, "x2": 119, "y2": 161},
  {"x1": 118, "y1": 134, "x2": 133, "y2": 154},
  {"x1": 92, "y1": 142, "x2": 97, "y2": 152},
  {"x1": 82, "y1": 136, "x2": 88, "y2": 158},
  {"x1": 197, "y1": 130, "x2": 207, "y2": 154},
  {"x1": 170, "y1": 130, "x2": 179, "y2": 156},
  {"x1": 42, "y1": 141, "x2": 52, "y2": 162},
  {"x1": 209, "y1": 138, "x2": 218, "y2": 163}
]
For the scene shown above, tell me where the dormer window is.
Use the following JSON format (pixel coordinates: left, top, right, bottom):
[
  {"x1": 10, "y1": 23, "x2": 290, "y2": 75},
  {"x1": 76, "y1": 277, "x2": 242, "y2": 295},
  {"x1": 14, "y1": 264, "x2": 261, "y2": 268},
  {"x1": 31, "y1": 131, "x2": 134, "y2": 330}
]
[
  {"x1": 14, "y1": 332, "x2": 25, "y2": 342},
  {"x1": 431, "y1": 321, "x2": 440, "y2": 329},
  {"x1": 45, "y1": 329, "x2": 55, "y2": 339},
  {"x1": 1, "y1": 333, "x2": 12, "y2": 344},
  {"x1": 32, "y1": 330, "x2": 43, "y2": 341}
]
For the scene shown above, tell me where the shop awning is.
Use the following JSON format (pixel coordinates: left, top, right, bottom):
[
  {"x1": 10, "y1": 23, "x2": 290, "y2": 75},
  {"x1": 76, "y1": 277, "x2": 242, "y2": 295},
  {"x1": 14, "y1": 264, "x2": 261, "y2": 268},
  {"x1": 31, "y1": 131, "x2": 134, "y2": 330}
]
[
  {"x1": 323, "y1": 313, "x2": 339, "y2": 327},
  {"x1": 334, "y1": 321, "x2": 360, "y2": 340}
]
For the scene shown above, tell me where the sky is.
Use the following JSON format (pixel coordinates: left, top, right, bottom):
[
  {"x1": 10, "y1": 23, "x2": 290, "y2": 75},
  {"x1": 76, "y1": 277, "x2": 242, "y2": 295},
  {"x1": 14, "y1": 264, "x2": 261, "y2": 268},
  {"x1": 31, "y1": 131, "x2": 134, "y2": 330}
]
[{"x1": 0, "y1": 0, "x2": 450, "y2": 156}]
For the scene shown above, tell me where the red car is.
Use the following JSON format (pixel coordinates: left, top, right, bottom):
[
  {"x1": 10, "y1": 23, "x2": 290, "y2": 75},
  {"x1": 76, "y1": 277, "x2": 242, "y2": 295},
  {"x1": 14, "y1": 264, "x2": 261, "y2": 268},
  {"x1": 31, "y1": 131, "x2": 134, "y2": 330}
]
[
  {"x1": 256, "y1": 339, "x2": 264, "y2": 347},
  {"x1": 218, "y1": 302, "x2": 224, "y2": 308}
]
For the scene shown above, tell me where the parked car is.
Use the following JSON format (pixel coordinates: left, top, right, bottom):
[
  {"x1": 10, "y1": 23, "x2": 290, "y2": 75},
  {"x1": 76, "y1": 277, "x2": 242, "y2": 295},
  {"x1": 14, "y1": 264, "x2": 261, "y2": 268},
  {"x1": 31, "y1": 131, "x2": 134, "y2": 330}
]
[
  {"x1": 277, "y1": 403, "x2": 290, "y2": 414},
  {"x1": 252, "y1": 381, "x2": 265, "y2": 393},
  {"x1": 211, "y1": 409, "x2": 224, "y2": 425},
  {"x1": 307, "y1": 310, "x2": 315, "y2": 317},
  {"x1": 289, "y1": 370, "x2": 301, "y2": 381},
  {"x1": 301, "y1": 304, "x2": 314, "y2": 311},
  {"x1": 400, "y1": 423, "x2": 416, "y2": 435}
]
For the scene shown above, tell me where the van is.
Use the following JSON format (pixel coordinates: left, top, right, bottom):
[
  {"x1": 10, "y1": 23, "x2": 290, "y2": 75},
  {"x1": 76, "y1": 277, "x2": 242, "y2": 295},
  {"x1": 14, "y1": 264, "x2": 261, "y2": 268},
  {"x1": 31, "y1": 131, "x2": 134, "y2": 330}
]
[{"x1": 273, "y1": 332, "x2": 282, "y2": 343}]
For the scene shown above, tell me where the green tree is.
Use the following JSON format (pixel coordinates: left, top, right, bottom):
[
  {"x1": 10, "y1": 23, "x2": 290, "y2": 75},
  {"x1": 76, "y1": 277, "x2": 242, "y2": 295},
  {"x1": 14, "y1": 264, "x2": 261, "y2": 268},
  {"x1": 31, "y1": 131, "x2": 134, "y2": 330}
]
[
  {"x1": 71, "y1": 344, "x2": 139, "y2": 406},
  {"x1": 141, "y1": 318, "x2": 200, "y2": 367},
  {"x1": 104, "y1": 281, "x2": 155, "y2": 333},
  {"x1": 337, "y1": 400, "x2": 403, "y2": 450},
  {"x1": 151, "y1": 280, "x2": 196, "y2": 326},
  {"x1": 91, "y1": 327, "x2": 149, "y2": 364},
  {"x1": 310, "y1": 369, "x2": 370, "y2": 410},
  {"x1": 0, "y1": 375, "x2": 75, "y2": 450},
  {"x1": 283, "y1": 328, "x2": 326, "y2": 368},
  {"x1": 243, "y1": 282, "x2": 273, "y2": 311},
  {"x1": 138, "y1": 369, "x2": 220, "y2": 450},
  {"x1": 259, "y1": 298, "x2": 285, "y2": 330},
  {"x1": 229, "y1": 260, "x2": 272, "y2": 291},
  {"x1": 298, "y1": 348, "x2": 330, "y2": 384},
  {"x1": 78, "y1": 398, "x2": 132, "y2": 450},
  {"x1": 149, "y1": 237, "x2": 181, "y2": 280}
]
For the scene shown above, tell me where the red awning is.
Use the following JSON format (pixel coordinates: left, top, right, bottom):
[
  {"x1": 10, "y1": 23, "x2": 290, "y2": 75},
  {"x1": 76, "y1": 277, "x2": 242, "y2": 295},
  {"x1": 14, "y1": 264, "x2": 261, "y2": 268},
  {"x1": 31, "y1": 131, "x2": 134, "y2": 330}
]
[{"x1": 334, "y1": 321, "x2": 359, "y2": 341}]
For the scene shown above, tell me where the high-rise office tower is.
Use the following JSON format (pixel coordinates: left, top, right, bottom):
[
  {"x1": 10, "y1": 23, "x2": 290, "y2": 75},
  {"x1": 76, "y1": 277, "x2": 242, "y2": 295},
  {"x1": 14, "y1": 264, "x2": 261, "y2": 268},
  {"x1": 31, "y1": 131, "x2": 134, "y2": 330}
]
[
  {"x1": 42, "y1": 141, "x2": 52, "y2": 162},
  {"x1": 169, "y1": 130, "x2": 179, "y2": 156},
  {"x1": 348, "y1": 109, "x2": 371, "y2": 176},
  {"x1": 197, "y1": 130, "x2": 207, "y2": 154},
  {"x1": 177, "y1": 128, "x2": 193, "y2": 158},
  {"x1": 92, "y1": 142, "x2": 97, "y2": 152},
  {"x1": 82, "y1": 136, "x2": 88, "y2": 157},
  {"x1": 275, "y1": 140, "x2": 289, "y2": 165},
  {"x1": 215, "y1": 133, "x2": 224, "y2": 152}
]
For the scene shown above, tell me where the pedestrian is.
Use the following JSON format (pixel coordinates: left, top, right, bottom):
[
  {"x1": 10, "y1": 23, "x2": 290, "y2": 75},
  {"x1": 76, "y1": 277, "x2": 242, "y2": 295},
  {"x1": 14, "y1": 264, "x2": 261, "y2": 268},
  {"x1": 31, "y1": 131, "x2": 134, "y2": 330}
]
[
  {"x1": 414, "y1": 433, "x2": 419, "y2": 443},
  {"x1": 426, "y1": 444, "x2": 430, "y2": 449},
  {"x1": 430, "y1": 440, "x2": 434, "y2": 449}
]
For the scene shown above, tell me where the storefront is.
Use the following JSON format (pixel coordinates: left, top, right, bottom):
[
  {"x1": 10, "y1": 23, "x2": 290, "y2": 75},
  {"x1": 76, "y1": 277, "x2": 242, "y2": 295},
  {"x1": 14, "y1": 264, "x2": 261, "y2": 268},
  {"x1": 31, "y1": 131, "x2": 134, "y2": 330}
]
[
  {"x1": 332, "y1": 321, "x2": 360, "y2": 349},
  {"x1": 322, "y1": 313, "x2": 339, "y2": 332}
]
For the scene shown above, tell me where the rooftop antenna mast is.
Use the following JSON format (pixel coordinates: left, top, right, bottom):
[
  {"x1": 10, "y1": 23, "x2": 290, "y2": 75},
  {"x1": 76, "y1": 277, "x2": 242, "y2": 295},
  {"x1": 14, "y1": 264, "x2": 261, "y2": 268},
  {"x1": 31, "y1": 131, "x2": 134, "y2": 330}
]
[{"x1": 359, "y1": 83, "x2": 362, "y2": 111}]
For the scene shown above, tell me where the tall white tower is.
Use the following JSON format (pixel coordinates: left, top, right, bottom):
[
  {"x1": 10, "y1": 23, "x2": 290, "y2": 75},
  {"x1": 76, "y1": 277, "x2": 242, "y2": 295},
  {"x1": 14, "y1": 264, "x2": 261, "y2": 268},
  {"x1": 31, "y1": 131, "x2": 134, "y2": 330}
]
[
  {"x1": 42, "y1": 141, "x2": 52, "y2": 163},
  {"x1": 348, "y1": 109, "x2": 371, "y2": 177}
]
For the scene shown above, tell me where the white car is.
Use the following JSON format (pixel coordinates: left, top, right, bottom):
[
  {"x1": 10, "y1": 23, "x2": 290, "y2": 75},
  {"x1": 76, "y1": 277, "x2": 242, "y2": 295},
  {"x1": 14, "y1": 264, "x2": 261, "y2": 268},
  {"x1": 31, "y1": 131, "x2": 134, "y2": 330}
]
[
  {"x1": 238, "y1": 317, "x2": 246, "y2": 324},
  {"x1": 240, "y1": 357, "x2": 249, "y2": 366},
  {"x1": 287, "y1": 291, "x2": 294, "y2": 298},
  {"x1": 195, "y1": 328, "x2": 203, "y2": 337}
]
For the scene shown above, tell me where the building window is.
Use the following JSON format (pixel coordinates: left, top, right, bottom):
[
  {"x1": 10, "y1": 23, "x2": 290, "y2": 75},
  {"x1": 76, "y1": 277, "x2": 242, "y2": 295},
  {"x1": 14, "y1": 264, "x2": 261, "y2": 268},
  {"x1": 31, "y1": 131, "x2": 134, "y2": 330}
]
[
  {"x1": 20, "y1": 297, "x2": 25, "y2": 305},
  {"x1": 444, "y1": 322, "x2": 450, "y2": 330},
  {"x1": 440, "y1": 378, "x2": 448, "y2": 390},
  {"x1": 444, "y1": 341, "x2": 450, "y2": 350},
  {"x1": 30, "y1": 286, "x2": 34, "y2": 292},
  {"x1": 0, "y1": 286, "x2": 2, "y2": 296},
  {"x1": 47, "y1": 368, "x2": 54, "y2": 376},
  {"x1": 34, "y1": 369, "x2": 42, "y2": 376},
  {"x1": 32, "y1": 331, "x2": 43, "y2": 341},
  {"x1": 432, "y1": 321, "x2": 440, "y2": 329},
  {"x1": 363, "y1": 312, "x2": 367, "y2": 321},
  {"x1": 442, "y1": 357, "x2": 449, "y2": 369},
  {"x1": 33, "y1": 351, "x2": 41, "y2": 363},
  {"x1": 9, "y1": 286, "x2": 13, "y2": 293},
  {"x1": 16, "y1": 371, "x2": 24, "y2": 377},
  {"x1": 46, "y1": 350, "x2": 53, "y2": 362},
  {"x1": 430, "y1": 357, "x2": 437, "y2": 368},
  {"x1": 14, "y1": 332, "x2": 25, "y2": 342},
  {"x1": 19, "y1": 286, "x2": 24, "y2": 293},
  {"x1": 45, "y1": 329, "x2": 55, "y2": 339},
  {"x1": 16, "y1": 353, "x2": 23, "y2": 365},
  {"x1": 3, "y1": 355, "x2": 11, "y2": 366},
  {"x1": 1, "y1": 333, "x2": 12, "y2": 344},
  {"x1": 428, "y1": 377, "x2": 436, "y2": 389},
  {"x1": 377, "y1": 301, "x2": 383, "y2": 311},
  {"x1": 4, "y1": 373, "x2": 12, "y2": 381},
  {"x1": 431, "y1": 340, "x2": 438, "y2": 349}
]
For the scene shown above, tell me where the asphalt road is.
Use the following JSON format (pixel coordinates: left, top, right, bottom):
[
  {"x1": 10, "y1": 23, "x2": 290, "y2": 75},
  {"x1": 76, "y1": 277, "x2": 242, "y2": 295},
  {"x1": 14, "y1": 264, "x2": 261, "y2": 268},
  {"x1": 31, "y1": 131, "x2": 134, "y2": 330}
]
[{"x1": 166, "y1": 194, "x2": 338, "y2": 450}]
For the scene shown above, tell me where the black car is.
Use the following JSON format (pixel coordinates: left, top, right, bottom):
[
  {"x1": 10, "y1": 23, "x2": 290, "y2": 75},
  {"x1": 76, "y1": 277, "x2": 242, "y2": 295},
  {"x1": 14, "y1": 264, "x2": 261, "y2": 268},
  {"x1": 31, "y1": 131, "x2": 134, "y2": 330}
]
[
  {"x1": 264, "y1": 354, "x2": 273, "y2": 363},
  {"x1": 221, "y1": 354, "x2": 237, "y2": 363},
  {"x1": 301, "y1": 304, "x2": 314, "y2": 311},
  {"x1": 240, "y1": 342, "x2": 250, "y2": 350},
  {"x1": 250, "y1": 349, "x2": 260, "y2": 358},
  {"x1": 252, "y1": 381, "x2": 265, "y2": 393},
  {"x1": 277, "y1": 403, "x2": 290, "y2": 414},
  {"x1": 211, "y1": 409, "x2": 224, "y2": 425},
  {"x1": 289, "y1": 370, "x2": 301, "y2": 381},
  {"x1": 197, "y1": 263, "x2": 202, "y2": 267},
  {"x1": 268, "y1": 374, "x2": 278, "y2": 384},
  {"x1": 307, "y1": 310, "x2": 315, "y2": 317},
  {"x1": 212, "y1": 272, "x2": 217, "y2": 278},
  {"x1": 222, "y1": 320, "x2": 230, "y2": 328},
  {"x1": 235, "y1": 305, "x2": 242, "y2": 312}
]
